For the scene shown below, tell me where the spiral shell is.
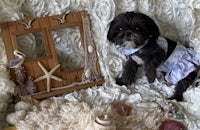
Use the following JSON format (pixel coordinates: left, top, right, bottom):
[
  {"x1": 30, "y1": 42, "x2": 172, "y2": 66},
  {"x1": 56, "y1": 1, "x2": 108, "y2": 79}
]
[{"x1": 94, "y1": 115, "x2": 116, "y2": 130}]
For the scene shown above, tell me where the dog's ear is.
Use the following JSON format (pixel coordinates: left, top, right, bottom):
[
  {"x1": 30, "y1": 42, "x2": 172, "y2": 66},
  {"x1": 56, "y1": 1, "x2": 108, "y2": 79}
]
[
  {"x1": 107, "y1": 20, "x2": 115, "y2": 41},
  {"x1": 146, "y1": 16, "x2": 160, "y2": 40},
  {"x1": 147, "y1": 25, "x2": 160, "y2": 47},
  {"x1": 149, "y1": 20, "x2": 160, "y2": 40},
  {"x1": 107, "y1": 13, "x2": 124, "y2": 41}
]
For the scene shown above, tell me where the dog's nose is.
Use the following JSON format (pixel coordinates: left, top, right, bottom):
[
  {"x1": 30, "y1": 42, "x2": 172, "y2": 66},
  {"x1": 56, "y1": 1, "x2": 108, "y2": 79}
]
[{"x1": 125, "y1": 30, "x2": 133, "y2": 37}]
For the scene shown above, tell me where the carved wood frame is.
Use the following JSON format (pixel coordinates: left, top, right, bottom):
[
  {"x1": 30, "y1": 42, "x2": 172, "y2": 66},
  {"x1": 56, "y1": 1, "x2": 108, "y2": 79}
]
[{"x1": 1, "y1": 11, "x2": 104, "y2": 100}]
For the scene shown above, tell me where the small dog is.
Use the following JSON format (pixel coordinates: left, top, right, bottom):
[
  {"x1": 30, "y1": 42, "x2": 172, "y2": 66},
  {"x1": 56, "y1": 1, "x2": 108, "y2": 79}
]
[{"x1": 107, "y1": 11, "x2": 200, "y2": 101}]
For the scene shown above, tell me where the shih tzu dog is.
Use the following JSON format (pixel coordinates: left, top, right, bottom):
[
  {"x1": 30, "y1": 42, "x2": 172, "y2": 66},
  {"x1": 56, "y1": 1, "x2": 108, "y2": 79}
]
[{"x1": 107, "y1": 11, "x2": 200, "y2": 101}]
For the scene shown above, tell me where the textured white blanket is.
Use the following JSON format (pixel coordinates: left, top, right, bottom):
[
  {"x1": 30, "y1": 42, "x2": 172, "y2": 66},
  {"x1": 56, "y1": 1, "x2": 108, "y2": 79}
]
[{"x1": 1, "y1": 0, "x2": 200, "y2": 129}]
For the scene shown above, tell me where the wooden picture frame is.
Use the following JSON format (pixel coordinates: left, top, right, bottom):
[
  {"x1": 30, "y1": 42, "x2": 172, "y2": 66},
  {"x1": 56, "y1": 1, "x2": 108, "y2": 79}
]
[{"x1": 1, "y1": 11, "x2": 104, "y2": 100}]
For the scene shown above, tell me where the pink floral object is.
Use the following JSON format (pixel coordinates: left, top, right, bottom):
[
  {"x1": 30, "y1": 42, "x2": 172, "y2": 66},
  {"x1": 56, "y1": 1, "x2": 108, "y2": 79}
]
[
  {"x1": 159, "y1": 120, "x2": 186, "y2": 130},
  {"x1": 112, "y1": 103, "x2": 132, "y2": 116}
]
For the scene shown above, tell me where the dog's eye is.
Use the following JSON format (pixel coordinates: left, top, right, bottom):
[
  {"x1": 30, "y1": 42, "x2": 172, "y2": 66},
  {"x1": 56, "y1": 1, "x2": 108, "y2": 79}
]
[
  {"x1": 119, "y1": 28, "x2": 123, "y2": 31},
  {"x1": 135, "y1": 27, "x2": 140, "y2": 31}
]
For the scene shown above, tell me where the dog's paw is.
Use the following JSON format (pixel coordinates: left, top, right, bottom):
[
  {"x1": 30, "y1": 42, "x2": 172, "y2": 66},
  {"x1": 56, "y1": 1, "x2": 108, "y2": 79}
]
[
  {"x1": 116, "y1": 77, "x2": 132, "y2": 86},
  {"x1": 147, "y1": 75, "x2": 155, "y2": 83},
  {"x1": 146, "y1": 71, "x2": 156, "y2": 83},
  {"x1": 194, "y1": 78, "x2": 200, "y2": 87}
]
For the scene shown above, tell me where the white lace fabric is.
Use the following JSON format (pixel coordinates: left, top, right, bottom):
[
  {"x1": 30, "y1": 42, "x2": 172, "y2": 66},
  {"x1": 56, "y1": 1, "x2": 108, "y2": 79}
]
[{"x1": 1, "y1": 0, "x2": 200, "y2": 129}]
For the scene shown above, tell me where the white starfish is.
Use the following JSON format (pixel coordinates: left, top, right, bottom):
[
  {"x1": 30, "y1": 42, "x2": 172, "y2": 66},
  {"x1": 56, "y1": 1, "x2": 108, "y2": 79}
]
[{"x1": 34, "y1": 61, "x2": 63, "y2": 92}]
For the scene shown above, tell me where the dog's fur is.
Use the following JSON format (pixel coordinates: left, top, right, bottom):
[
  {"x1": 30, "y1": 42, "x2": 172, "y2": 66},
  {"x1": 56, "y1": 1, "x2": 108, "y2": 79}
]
[{"x1": 107, "y1": 11, "x2": 198, "y2": 101}]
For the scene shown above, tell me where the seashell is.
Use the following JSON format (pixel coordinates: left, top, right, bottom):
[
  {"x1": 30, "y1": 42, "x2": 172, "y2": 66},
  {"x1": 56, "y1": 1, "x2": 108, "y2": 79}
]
[
  {"x1": 94, "y1": 115, "x2": 116, "y2": 130},
  {"x1": 88, "y1": 45, "x2": 94, "y2": 53},
  {"x1": 85, "y1": 69, "x2": 91, "y2": 78},
  {"x1": 159, "y1": 119, "x2": 186, "y2": 130},
  {"x1": 15, "y1": 101, "x2": 33, "y2": 112},
  {"x1": 95, "y1": 115, "x2": 111, "y2": 125},
  {"x1": 6, "y1": 110, "x2": 26, "y2": 125}
]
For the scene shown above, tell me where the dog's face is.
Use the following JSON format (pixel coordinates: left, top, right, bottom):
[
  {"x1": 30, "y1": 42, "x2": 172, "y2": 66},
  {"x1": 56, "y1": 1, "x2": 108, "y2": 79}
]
[{"x1": 107, "y1": 12, "x2": 160, "y2": 48}]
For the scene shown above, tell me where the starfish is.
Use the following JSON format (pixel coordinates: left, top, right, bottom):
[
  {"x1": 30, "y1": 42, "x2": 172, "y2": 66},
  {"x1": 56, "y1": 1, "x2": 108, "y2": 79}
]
[{"x1": 34, "y1": 61, "x2": 63, "y2": 92}]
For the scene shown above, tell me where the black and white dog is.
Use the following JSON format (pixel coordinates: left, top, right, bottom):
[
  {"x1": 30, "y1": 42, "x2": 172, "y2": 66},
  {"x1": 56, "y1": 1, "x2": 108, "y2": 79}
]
[{"x1": 107, "y1": 11, "x2": 200, "y2": 101}]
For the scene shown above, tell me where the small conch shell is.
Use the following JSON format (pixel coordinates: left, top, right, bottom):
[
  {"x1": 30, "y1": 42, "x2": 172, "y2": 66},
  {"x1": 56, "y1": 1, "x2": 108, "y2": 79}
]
[
  {"x1": 88, "y1": 45, "x2": 94, "y2": 53},
  {"x1": 85, "y1": 69, "x2": 91, "y2": 78},
  {"x1": 93, "y1": 115, "x2": 116, "y2": 130}
]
